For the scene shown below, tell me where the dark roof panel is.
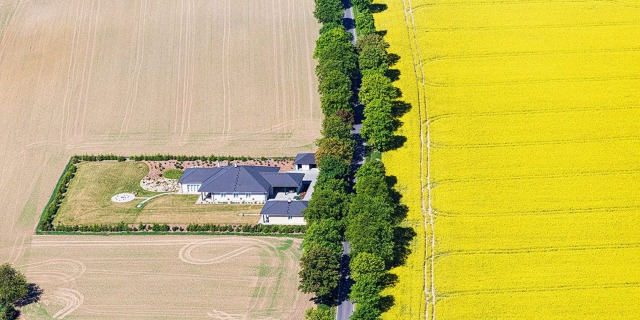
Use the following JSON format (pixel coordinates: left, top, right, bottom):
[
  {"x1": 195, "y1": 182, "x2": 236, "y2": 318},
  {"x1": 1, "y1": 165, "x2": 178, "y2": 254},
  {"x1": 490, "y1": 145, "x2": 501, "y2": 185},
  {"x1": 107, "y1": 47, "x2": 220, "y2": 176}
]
[
  {"x1": 260, "y1": 172, "x2": 305, "y2": 188},
  {"x1": 294, "y1": 153, "x2": 316, "y2": 165},
  {"x1": 197, "y1": 166, "x2": 283, "y2": 193},
  {"x1": 260, "y1": 201, "x2": 308, "y2": 217},
  {"x1": 179, "y1": 168, "x2": 222, "y2": 184}
]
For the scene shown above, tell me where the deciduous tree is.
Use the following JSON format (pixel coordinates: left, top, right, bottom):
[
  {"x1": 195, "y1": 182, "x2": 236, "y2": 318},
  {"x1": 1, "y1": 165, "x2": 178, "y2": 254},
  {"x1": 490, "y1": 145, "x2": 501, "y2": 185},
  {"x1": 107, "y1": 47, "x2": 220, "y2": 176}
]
[
  {"x1": 0, "y1": 264, "x2": 28, "y2": 306},
  {"x1": 355, "y1": 9, "x2": 376, "y2": 37},
  {"x1": 350, "y1": 252, "x2": 386, "y2": 283},
  {"x1": 299, "y1": 246, "x2": 341, "y2": 301},
  {"x1": 346, "y1": 195, "x2": 395, "y2": 264},
  {"x1": 316, "y1": 137, "x2": 354, "y2": 164},
  {"x1": 315, "y1": 28, "x2": 358, "y2": 77},
  {"x1": 321, "y1": 115, "x2": 353, "y2": 141},
  {"x1": 314, "y1": 0, "x2": 344, "y2": 25},
  {"x1": 352, "y1": 0, "x2": 373, "y2": 10},
  {"x1": 304, "y1": 219, "x2": 344, "y2": 259},
  {"x1": 304, "y1": 185, "x2": 350, "y2": 223},
  {"x1": 304, "y1": 305, "x2": 335, "y2": 320},
  {"x1": 361, "y1": 103, "x2": 395, "y2": 151},
  {"x1": 318, "y1": 155, "x2": 351, "y2": 180},
  {"x1": 357, "y1": 34, "x2": 389, "y2": 71},
  {"x1": 354, "y1": 160, "x2": 391, "y2": 201},
  {"x1": 1, "y1": 304, "x2": 19, "y2": 320},
  {"x1": 318, "y1": 70, "x2": 353, "y2": 115},
  {"x1": 359, "y1": 70, "x2": 398, "y2": 106}
]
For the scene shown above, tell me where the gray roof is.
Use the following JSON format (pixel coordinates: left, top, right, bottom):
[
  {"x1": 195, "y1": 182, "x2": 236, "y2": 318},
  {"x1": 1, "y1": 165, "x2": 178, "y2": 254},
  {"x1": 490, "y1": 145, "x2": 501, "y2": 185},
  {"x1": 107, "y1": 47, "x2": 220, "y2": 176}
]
[
  {"x1": 260, "y1": 201, "x2": 309, "y2": 217},
  {"x1": 179, "y1": 168, "x2": 223, "y2": 184},
  {"x1": 199, "y1": 166, "x2": 278, "y2": 193},
  {"x1": 294, "y1": 153, "x2": 316, "y2": 165},
  {"x1": 260, "y1": 172, "x2": 305, "y2": 188}
]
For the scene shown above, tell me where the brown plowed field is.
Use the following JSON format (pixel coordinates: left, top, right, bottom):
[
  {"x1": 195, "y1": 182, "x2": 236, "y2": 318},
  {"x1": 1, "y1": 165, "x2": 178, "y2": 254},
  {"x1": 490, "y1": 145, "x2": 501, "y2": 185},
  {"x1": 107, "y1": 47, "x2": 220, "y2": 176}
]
[{"x1": 0, "y1": 0, "x2": 318, "y2": 318}]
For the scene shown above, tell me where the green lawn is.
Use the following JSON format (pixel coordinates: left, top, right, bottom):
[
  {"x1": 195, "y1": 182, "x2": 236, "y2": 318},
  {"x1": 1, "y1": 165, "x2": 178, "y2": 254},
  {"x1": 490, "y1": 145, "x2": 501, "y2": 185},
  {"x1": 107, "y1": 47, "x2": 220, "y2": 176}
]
[
  {"x1": 162, "y1": 169, "x2": 183, "y2": 179},
  {"x1": 54, "y1": 162, "x2": 261, "y2": 226}
]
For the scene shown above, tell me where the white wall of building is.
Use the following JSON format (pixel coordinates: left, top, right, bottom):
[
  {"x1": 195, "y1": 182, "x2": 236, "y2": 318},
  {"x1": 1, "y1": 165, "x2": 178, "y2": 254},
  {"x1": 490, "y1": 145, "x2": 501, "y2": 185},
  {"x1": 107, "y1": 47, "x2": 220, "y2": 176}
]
[
  {"x1": 209, "y1": 193, "x2": 267, "y2": 204},
  {"x1": 181, "y1": 184, "x2": 202, "y2": 194},
  {"x1": 260, "y1": 215, "x2": 306, "y2": 225}
]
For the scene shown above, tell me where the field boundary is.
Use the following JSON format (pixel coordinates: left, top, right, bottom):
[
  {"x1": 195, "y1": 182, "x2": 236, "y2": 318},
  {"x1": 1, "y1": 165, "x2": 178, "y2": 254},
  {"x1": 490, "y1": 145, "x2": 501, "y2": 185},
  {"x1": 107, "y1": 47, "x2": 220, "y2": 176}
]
[
  {"x1": 36, "y1": 154, "x2": 300, "y2": 234},
  {"x1": 35, "y1": 230, "x2": 305, "y2": 238}
]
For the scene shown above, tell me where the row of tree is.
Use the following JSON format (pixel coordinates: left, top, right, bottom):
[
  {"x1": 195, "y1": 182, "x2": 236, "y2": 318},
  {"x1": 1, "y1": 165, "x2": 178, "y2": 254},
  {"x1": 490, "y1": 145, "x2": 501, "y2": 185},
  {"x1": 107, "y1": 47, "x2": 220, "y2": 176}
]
[
  {"x1": 302, "y1": 0, "x2": 405, "y2": 319},
  {"x1": 349, "y1": 1, "x2": 402, "y2": 319},
  {"x1": 354, "y1": 1, "x2": 399, "y2": 153},
  {"x1": 299, "y1": 1, "x2": 358, "y2": 318},
  {"x1": 346, "y1": 161, "x2": 398, "y2": 319}
]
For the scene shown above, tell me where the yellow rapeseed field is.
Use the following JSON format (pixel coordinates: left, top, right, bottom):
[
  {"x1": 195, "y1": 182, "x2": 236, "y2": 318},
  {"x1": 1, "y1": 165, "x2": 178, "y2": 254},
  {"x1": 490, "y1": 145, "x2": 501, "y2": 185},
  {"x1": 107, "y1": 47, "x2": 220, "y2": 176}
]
[{"x1": 376, "y1": 0, "x2": 640, "y2": 319}]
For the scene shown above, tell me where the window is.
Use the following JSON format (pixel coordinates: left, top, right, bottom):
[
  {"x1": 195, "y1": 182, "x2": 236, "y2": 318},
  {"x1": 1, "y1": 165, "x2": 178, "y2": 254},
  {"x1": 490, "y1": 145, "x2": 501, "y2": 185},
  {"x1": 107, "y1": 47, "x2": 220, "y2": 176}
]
[
  {"x1": 288, "y1": 216, "x2": 292, "y2": 220},
  {"x1": 233, "y1": 193, "x2": 238, "y2": 198},
  {"x1": 245, "y1": 193, "x2": 251, "y2": 198},
  {"x1": 220, "y1": 193, "x2": 227, "y2": 198}
]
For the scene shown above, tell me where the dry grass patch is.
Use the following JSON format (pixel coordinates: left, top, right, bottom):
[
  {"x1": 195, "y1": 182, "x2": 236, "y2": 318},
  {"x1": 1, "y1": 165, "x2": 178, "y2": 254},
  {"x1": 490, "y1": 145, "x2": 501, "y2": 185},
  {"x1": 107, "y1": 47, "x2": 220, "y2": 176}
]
[{"x1": 139, "y1": 195, "x2": 261, "y2": 225}]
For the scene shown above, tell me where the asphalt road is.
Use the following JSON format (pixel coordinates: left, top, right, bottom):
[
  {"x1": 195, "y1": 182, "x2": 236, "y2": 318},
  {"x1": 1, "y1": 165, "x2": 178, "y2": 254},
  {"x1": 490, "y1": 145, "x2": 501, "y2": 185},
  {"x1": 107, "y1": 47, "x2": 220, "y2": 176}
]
[
  {"x1": 337, "y1": 2, "x2": 360, "y2": 319},
  {"x1": 343, "y1": 6, "x2": 357, "y2": 45},
  {"x1": 336, "y1": 241, "x2": 355, "y2": 320}
]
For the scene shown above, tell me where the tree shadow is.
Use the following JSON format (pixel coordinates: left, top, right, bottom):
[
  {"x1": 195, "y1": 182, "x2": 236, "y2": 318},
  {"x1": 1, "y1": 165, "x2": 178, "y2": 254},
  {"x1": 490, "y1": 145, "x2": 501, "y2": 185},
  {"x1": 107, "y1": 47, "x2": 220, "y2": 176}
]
[
  {"x1": 385, "y1": 68, "x2": 401, "y2": 82},
  {"x1": 385, "y1": 175, "x2": 409, "y2": 224},
  {"x1": 379, "y1": 295, "x2": 395, "y2": 312},
  {"x1": 386, "y1": 135, "x2": 407, "y2": 151},
  {"x1": 391, "y1": 100, "x2": 411, "y2": 118},
  {"x1": 381, "y1": 272, "x2": 399, "y2": 288},
  {"x1": 15, "y1": 283, "x2": 43, "y2": 307},
  {"x1": 343, "y1": 18, "x2": 356, "y2": 30},
  {"x1": 370, "y1": 3, "x2": 388, "y2": 13},
  {"x1": 383, "y1": 174, "x2": 415, "y2": 268},
  {"x1": 392, "y1": 226, "x2": 417, "y2": 268},
  {"x1": 387, "y1": 53, "x2": 400, "y2": 67}
]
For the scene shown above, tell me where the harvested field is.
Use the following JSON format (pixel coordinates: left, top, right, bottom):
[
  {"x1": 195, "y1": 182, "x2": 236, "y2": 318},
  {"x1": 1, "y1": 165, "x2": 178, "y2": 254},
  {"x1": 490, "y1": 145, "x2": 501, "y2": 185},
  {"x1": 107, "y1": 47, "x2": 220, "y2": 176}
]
[
  {"x1": 0, "y1": 0, "x2": 319, "y2": 318},
  {"x1": 19, "y1": 236, "x2": 312, "y2": 319},
  {"x1": 376, "y1": 0, "x2": 640, "y2": 319}
]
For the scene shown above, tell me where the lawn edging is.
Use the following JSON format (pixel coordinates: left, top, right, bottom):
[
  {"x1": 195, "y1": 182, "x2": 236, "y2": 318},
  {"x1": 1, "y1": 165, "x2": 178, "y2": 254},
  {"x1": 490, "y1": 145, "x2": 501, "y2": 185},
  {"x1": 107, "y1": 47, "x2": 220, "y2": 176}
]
[{"x1": 36, "y1": 154, "x2": 299, "y2": 233}]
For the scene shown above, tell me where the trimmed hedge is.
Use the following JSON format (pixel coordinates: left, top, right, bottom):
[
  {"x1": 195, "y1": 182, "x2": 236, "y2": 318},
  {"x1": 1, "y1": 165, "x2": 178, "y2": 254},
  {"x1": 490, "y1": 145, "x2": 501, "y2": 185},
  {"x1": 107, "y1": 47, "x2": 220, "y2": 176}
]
[
  {"x1": 38, "y1": 157, "x2": 80, "y2": 231},
  {"x1": 75, "y1": 154, "x2": 293, "y2": 162},
  {"x1": 49, "y1": 223, "x2": 305, "y2": 235}
]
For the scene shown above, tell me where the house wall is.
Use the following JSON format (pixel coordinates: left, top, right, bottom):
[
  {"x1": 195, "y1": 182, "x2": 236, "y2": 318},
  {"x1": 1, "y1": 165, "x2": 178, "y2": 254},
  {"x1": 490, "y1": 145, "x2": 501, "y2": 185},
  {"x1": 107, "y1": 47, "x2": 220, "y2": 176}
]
[
  {"x1": 181, "y1": 184, "x2": 202, "y2": 194},
  {"x1": 260, "y1": 215, "x2": 306, "y2": 225},
  {"x1": 212, "y1": 193, "x2": 267, "y2": 204}
]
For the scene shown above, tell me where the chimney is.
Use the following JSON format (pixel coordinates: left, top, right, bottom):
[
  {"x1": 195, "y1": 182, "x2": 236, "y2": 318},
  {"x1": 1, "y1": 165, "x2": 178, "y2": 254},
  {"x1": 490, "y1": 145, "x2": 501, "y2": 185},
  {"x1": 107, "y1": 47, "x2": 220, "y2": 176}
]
[{"x1": 288, "y1": 199, "x2": 291, "y2": 203}]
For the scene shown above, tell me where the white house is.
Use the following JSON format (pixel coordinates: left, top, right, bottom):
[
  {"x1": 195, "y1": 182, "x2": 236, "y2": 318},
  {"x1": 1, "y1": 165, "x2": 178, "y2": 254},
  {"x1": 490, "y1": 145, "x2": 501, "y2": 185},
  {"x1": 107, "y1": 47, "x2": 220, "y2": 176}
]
[
  {"x1": 178, "y1": 166, "x2": 304, "y2": 204},
  {"x1": 294, "y1": 153, "x2": 317, "y2": 170},
  {"x1": 259, "y1": 200, "x2": 308, "y2": 225}
]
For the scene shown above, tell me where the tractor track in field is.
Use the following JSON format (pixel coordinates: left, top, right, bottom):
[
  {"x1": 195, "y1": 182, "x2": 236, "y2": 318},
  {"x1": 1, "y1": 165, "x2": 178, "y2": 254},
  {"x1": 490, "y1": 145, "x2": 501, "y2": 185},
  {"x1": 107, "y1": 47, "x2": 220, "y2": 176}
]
[{"x1": 400, "y1": 0, "x2": 433, "y2": 318}]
